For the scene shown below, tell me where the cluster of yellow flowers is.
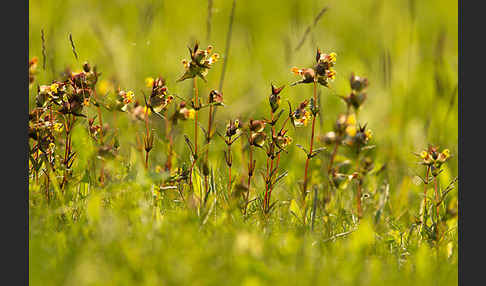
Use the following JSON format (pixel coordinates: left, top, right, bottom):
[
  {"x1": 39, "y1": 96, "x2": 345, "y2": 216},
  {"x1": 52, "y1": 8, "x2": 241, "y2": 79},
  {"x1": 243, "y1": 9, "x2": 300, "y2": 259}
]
[
  {"x1": 178, "y1": 43, "x2": 220, "y2": 82},
  {"x1": 290, "y1": 100, "x2": 312, "y2": 127},
  {"x1": 419, "y1": 146, "x2": 450, "y2": 166},
  {"x1": 291, "y1": 50, "x2": 337, "y2": 87}
]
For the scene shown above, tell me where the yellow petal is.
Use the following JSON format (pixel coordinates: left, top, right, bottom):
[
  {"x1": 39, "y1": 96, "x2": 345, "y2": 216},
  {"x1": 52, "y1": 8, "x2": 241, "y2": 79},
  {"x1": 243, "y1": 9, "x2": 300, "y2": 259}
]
[
  {"x1": 346, "y1": 113, "x2": 356, "y2": 126},
  {"x1": 145, "y1": 77, "x2": 154, "y2": 88},
  {"x1": 346, "y1": 126, "x2": 357, "y2": 137}
]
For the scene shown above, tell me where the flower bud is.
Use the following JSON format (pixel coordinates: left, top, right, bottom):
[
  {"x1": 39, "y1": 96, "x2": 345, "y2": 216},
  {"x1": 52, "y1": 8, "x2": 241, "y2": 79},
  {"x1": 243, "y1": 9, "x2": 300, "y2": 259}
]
[
  {"x1": 350, "y1": 73, "x2": 369, "y2": 92},
  {"x1": 249, "y1": 119, "x2": 265, "y2": 133},
  {"x1": 334, "y1": 114, "x2": 347, "y2": 133},
  {"x1": 209, "y1": 90, "x2": 224, "y2": 105},
  {"x1": 276, "y1": 135, "x2": 292, "y2": 148},
  {"x1": 322, "y1": 131, "x2": 337, "y2": 145},
  {"x1": 226, "y1": 119, "x2": 240, "y2": 137},
  {"x1": 349, "y1": 92, "x2": 367, "y2": 109},
  {"x1": 250, "y1": 132, "x2": 266, "y2": 147},
  {"x1": 83, "y1": 62, "x2": 91, "y2": 73}
]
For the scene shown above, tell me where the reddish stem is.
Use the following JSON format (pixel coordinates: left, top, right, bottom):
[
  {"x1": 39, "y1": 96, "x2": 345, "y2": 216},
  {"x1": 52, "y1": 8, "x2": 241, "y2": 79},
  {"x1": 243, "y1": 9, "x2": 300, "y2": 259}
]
[
  {"x1": 194, "y1": 77, "x2": 198, "y2": 157},
  {"x1": 303, "y1": 81, "x2": 318, "y2": 201}
]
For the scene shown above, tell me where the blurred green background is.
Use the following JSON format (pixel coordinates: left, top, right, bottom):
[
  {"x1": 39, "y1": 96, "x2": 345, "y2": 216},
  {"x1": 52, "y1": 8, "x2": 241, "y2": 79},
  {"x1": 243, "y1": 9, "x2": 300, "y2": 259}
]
[
  {"x1": 29, "y1": 0, "x2": 458, "y2": 179},
  {"x1": 29, "y1": 0, "x2": 458, "y2": 285}
]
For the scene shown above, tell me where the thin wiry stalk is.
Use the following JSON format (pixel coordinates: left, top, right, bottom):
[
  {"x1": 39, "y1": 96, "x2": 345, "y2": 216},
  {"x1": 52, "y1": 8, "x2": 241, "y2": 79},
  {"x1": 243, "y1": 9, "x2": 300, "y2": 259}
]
[
  {"x1": 41, "y1": 29, "x2": 47, "y2": 71},
  {"x1": 68, "y1": 33, "x2": 78, "y2": 61},
  {"x1": 294, "y1": 6, "x2": 328, "y2": 52}
]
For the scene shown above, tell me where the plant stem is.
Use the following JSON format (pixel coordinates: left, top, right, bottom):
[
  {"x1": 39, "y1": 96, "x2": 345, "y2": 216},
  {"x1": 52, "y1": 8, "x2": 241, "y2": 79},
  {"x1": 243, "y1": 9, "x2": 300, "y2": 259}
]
[
  {"x1": 144, "y1": 108, "x2": 150, "y2": 170},
  {"x1": 194, "y1": 78, "x2": 198, "y2": 158},
  {"x1": 245, "y1": 144, "x2": 253, "y2": 215},
  {"x1": 204, "y1": 104, "x2": 214, "y2": 196},
  {"x1": 61, "y1": 114, "x2": 74, "y2": 191},
  {"x1": 434, "y1": 175, "x2": 440, "y2": 239},
  {"x1": 228, "y1": 144, "x2": 232, "y2": 194},
  {"x1": 421, "y1": 166, "x2": 430, "y2": 226},
  {"x1": 357, "y1": 179, "x2": 363, "y2": 219},
  {"x1": 145, "y1": 151, "x2": 149, "y2": 169},
  {"x1": 354, "y1": 153, "x2": 363, "y2": 220},
  {"x1": 164, "y1": 109, "x2": 173, "y2": 172},
  {"x1": 328, "y1": 141, "x2": 339, "y2": 174},
  {"x1": 95, "y1": 106, "x2": 106, "y2": 185},
  {"x1": 303, "y1": 81, "x2": 318, "y2": 201}
]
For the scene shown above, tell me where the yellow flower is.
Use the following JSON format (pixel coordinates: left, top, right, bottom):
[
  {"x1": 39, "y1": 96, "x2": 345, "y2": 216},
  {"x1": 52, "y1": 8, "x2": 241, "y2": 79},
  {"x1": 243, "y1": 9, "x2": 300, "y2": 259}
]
[
  {"x1": 277, "y1": 135, "x2": 293, "y2": 148},
  {"x1": 438, "y1": 149, "x2": 450, "y2": 162},
  {"x1": 328, "y1": 52, "x2": 337, "y2": 62},
  {"x1": 212, "y1": 53, "x2": 219, "y2": 61},
  {"x1": 53, "y1": 122, "x2": 64, "y2": 133},
  {"x1": 364, "y1": 129, "x2": 372, "y2": 140},
  {"x1": 346, "y1": 125, "x2": 357, "y2": 137},
  {"x1": 346, "y1": 113, "x2": 356, "y2": 126},
  {"x1": 326, "y1": 53, "x2": 337, "y2": 66},
  {"x1": 420, "y1": 151, "x2": 428, "y2": 159},
  {"x1": 187, "y1": 109, "x2": 195, "y2": 119},
  {"x1": 295, "y1": 111, "x2": 310, "y2": 127},
  {"x1": 123, "y1": 91, "x2": 135, "y2": 105},
  {"x1": 144, "y1": 106, "x2": 152, "y2": 116},
  {"x1": 180, "y1": 107, "x2": 195, "y2": 120},
  {"x1": 442, "y1": 149, "x2": 450, "y2": 158},
  {"x1": 145, "y1": 77, "x2": 154, "y2": 88},
  {"x1": 319, "y1": 52, "x2": 337, "y2": 66},
  {"x1": 326, "y1": 69, "x2": 336, "y2": 80},
  {"x1": 50, "y1": 83, "x2": 59, "y2": 93},
  {"x1": 182, "y1": 59, "x2": 190, "y2": 69},
  {"x1": 178, "y1": 43, "x2": 219, "y2": 82},
  {"x1": 291, "y1": 67, "x2": 302, "y2": 75},
  {"x1": 29, "y1": 57, "x2": 38, "y2": 71}
]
